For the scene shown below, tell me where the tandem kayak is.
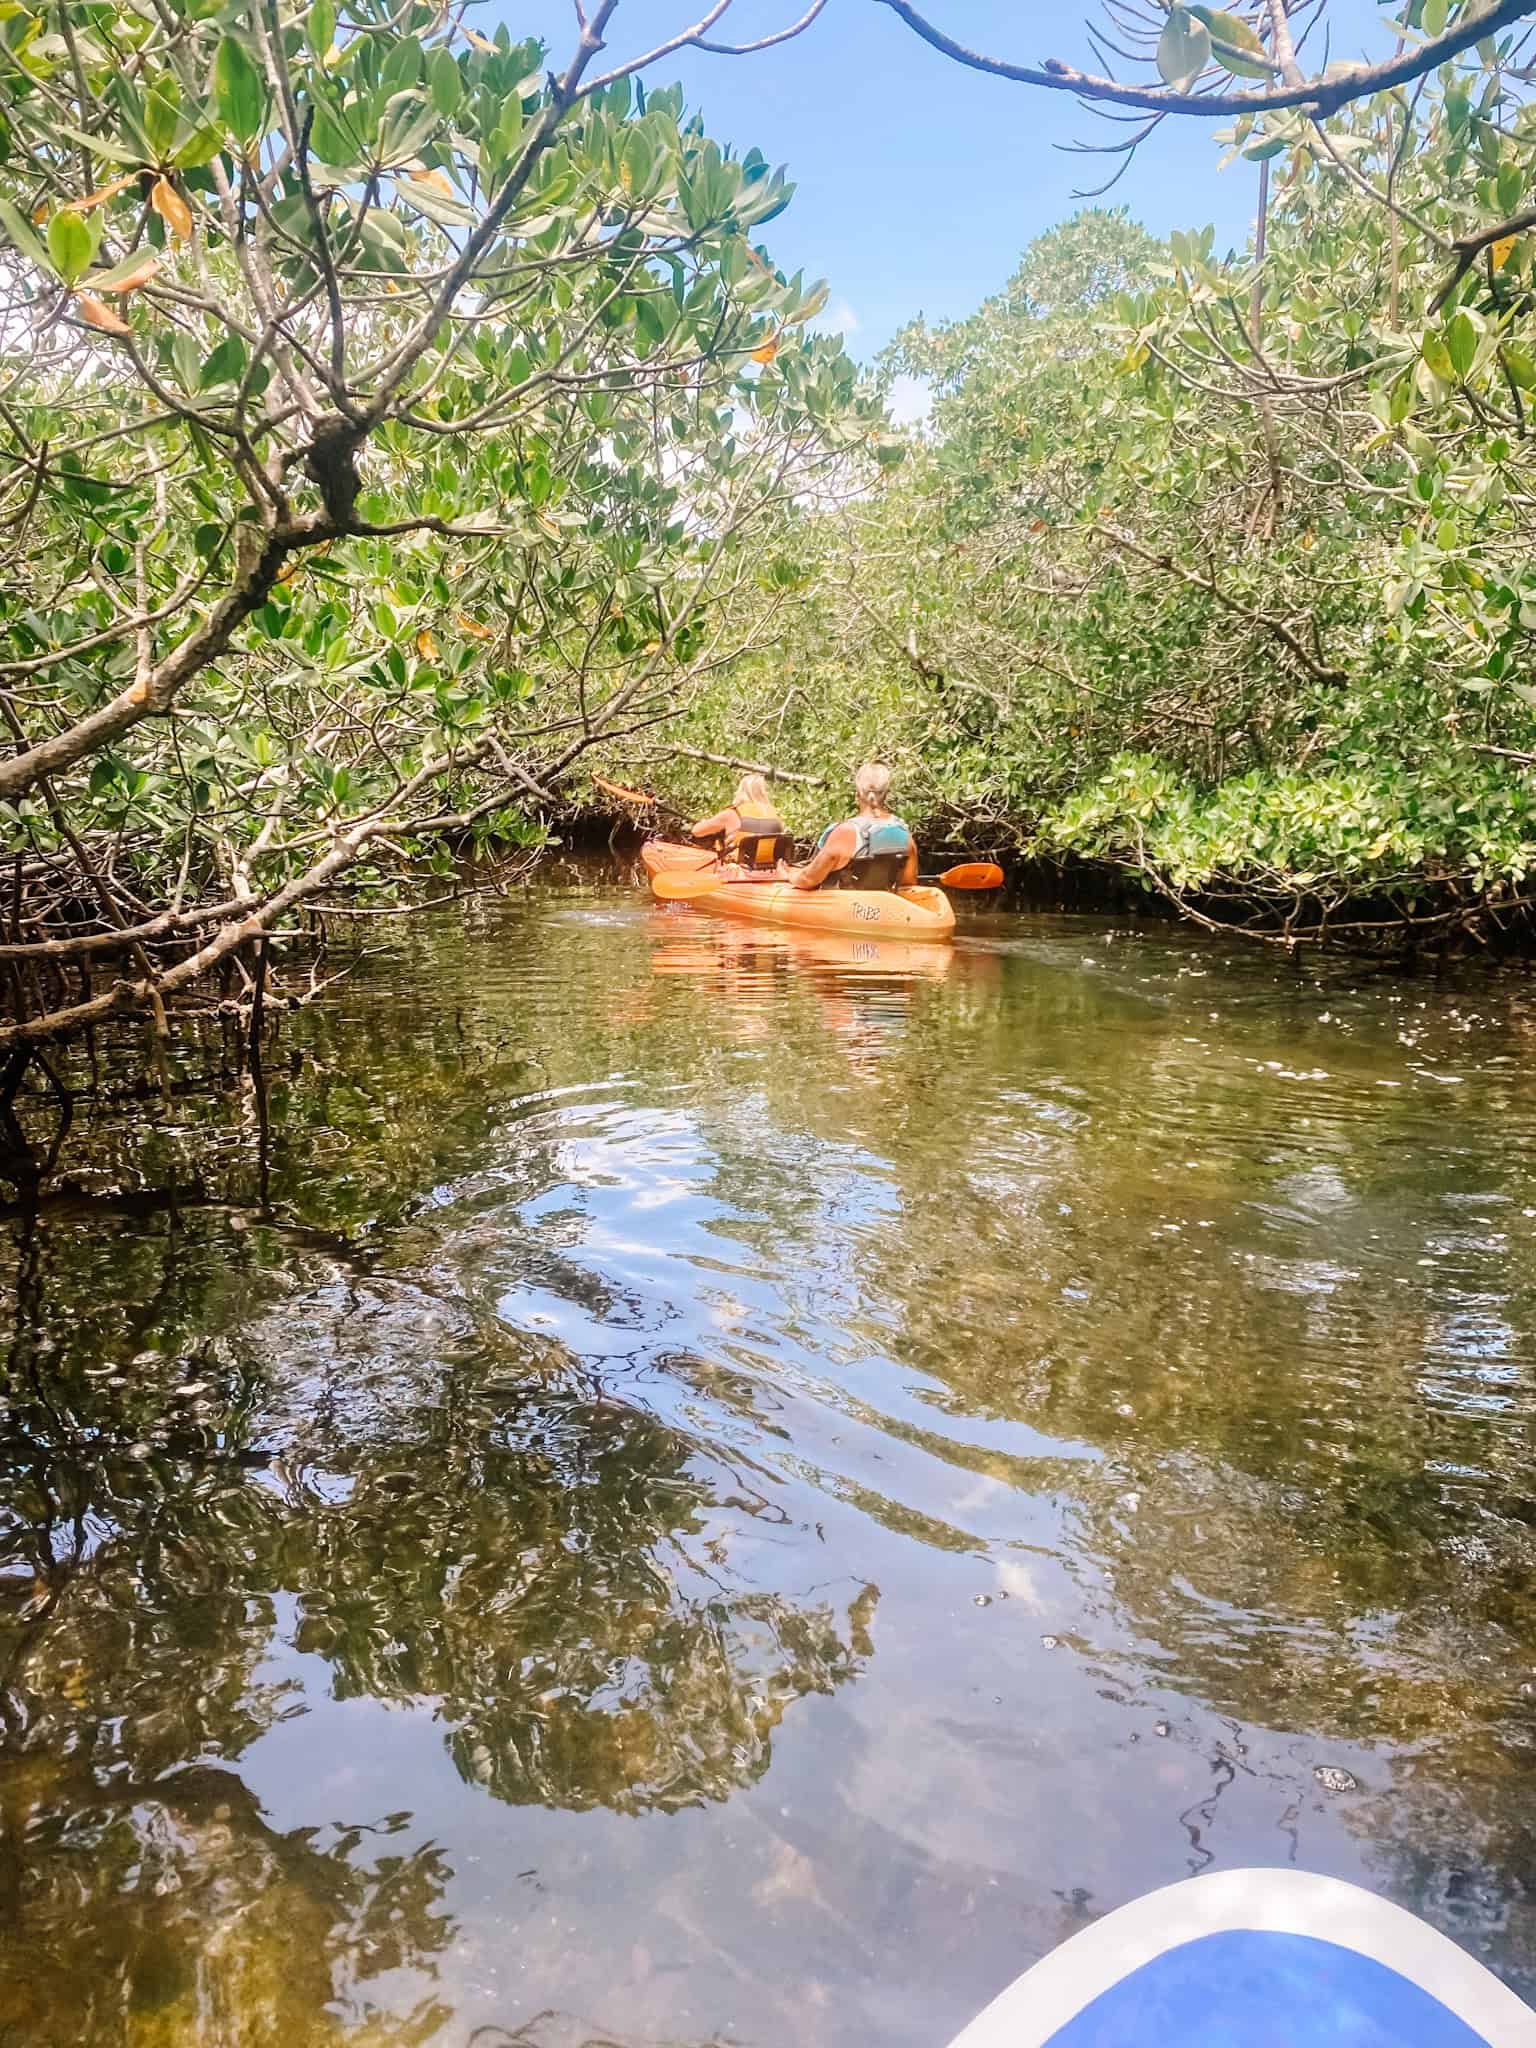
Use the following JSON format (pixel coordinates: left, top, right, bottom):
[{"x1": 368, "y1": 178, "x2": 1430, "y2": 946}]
[
  {"x1": 641, "y1": 840, "x2": 956, "y2": 944},
  {"x1": 945, "y1": 1868, "x2": 1536, "y2": 2047}
]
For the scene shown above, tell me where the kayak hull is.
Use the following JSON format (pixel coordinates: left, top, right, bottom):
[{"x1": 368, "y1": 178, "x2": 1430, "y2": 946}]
[
  {"x1": 641, "y1": 840, "x2": 956, "y2": 943},
  {"x1": 946, "y1": 1868, "x2": 1535, "y2": 2047}
]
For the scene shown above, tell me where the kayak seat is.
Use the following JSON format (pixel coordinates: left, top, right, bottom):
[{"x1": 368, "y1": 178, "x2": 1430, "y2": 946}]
[
  {"x1": 733, "y1": 827, "x2": 794, "y2": 870},
  {"x1": 834, "y1": 852, "x2": 906, "y2": 890}
]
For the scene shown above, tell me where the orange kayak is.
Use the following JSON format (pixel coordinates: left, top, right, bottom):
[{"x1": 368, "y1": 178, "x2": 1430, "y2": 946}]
[{"x1": 641, "y1": 840, "x2": 956, "y2": 943}]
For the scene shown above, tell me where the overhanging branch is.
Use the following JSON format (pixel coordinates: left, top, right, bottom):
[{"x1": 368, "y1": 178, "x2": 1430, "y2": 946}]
[{"x1": 874, "y1": 0, "x2": 1536, "y2": 118}]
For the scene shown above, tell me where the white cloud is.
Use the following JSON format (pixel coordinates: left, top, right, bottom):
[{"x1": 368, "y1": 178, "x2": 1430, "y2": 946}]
[
  {"x1": 887, "y1": 373, "x2": 932, "y2": 429},
  {"x1": 815, "y1": 298, "x2": 859, "y2": 337}
]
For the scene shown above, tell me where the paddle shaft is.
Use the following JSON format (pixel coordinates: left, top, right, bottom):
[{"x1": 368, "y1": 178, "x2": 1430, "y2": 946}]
[{"x1": 652, "y1": 860, "x2": 1001, "y2": 901}]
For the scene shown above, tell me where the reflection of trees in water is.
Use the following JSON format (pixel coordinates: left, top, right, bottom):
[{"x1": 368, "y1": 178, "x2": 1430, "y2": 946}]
[
  {"x1": 11, "y1": 895, "x2": 1536, "y2": 2019},
  {"x1": 1, "y1": 1761, "x2": 453, "y2": 2048},
  {"x1": 0, "y1": 1172, "x2": 874, "y2": 2044}
]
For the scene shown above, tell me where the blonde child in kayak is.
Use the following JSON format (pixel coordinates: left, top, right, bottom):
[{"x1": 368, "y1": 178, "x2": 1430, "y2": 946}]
[
  {"x1": 689, "y1": 774, "x2": 786, "y2": 869},
  {"x1": 778, "y1": 762, "x2": 918, "y2": 892}
]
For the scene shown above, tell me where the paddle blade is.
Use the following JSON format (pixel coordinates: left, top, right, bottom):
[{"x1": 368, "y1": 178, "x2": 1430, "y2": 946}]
[
  {"x1": 937, "y1": 862, "x2": 1004, "y2": 891},
  {"x1": 651, "y1": 867, "x2": 721, "y2": 901},
  {"x1": 593, "y1": 771, "x2": 658, "y2": 806}
]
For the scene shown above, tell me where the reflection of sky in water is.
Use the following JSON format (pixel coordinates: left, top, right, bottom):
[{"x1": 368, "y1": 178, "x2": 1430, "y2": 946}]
[{"x1": 11, "y1": 882, "x2": 1536, "y2": 2044}]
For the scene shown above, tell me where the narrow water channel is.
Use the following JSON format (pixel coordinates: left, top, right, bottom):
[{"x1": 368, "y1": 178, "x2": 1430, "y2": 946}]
[{"x1": 5, "y1": 860, "x2": 1536, "y2": 2047}]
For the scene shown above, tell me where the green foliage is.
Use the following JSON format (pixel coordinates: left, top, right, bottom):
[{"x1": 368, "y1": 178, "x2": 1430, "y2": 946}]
[
  {"x1": 0, "y1": 0, "x2": 884, "y2": 1031},
  {"x1": 671, "y1": 51, "x2": 1536, "y2": 947}
]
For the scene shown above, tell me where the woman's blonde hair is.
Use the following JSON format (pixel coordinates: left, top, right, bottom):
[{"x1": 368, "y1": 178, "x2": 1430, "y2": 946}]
[
  {"x1": 732, "y1": 773, "x2": 775, "y2": 813},
  {"x1": 854, "y1": 761, "x2": 893, "y2": 806}
]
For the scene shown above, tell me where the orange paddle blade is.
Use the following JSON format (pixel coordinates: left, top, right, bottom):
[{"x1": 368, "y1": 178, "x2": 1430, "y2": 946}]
[
  {"x1": 593, "y1": 771, "x2": 658, "y2": 806},
  {"x1": 936, "y1": 862, "x2": 1004, "y2": 890}
]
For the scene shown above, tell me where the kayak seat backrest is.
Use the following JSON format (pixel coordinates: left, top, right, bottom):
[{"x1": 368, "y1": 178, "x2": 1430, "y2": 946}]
[
  {"x1": 733, "y1": 819, "x2": 792, "y2": 869},
  {"x1": 836, "y1": 852, "x2": 906, "y2": 890}
]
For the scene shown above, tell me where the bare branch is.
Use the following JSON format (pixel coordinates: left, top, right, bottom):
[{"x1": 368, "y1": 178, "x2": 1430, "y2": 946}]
[{"x1": 874, "y1": 0, "x2": 1536, "y2": 118}]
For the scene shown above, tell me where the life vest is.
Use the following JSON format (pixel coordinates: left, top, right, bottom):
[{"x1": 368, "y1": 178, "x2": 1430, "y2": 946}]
[{"x1": 818, "y1": 816, "x2": 913, "y2": 890}]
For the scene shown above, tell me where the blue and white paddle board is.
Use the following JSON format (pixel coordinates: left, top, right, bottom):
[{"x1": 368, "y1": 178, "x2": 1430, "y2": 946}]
[{"x1": 947, "y1": 1868, "x2": 1536, "y2": 2047}]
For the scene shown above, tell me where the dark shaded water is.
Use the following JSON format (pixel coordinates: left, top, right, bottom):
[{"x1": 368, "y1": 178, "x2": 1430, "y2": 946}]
[{"x1": 5, "y1": 862, "x2": 1536, "y2": 2047}]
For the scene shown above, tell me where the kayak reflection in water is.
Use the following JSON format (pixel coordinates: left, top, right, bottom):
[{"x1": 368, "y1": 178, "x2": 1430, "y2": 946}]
[
  {"x1": 687, "y1": 772, "x2": 788, "y2": 871},
  {"x1": 776, "y1": 761, "x2": 918, "y2": 892}
]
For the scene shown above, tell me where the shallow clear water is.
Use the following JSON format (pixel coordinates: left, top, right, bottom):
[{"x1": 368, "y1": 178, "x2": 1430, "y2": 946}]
[{"x1": 5, "y1": 861, "x2": 1536, "y2": 2046}]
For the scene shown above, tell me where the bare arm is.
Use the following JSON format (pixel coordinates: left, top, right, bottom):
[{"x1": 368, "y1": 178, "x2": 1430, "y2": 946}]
[
  {"x1": 780, "y1": 823, "x2": 853, "y2": 891},
  {"x1": 899, "y1": 838, "x2": 919, "y2": 888},
  {"x1": 690, "y1": 806, "x2": 738, "y2": 842}
]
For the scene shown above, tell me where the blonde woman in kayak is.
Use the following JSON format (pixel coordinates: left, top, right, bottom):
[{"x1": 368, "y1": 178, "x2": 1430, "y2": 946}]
[
  {"x1": 688, "y1": 774, "x2": 787, "y2": 870},
  {"x1": 778, "y1": 762, "x2": 918, "y2": 892}
]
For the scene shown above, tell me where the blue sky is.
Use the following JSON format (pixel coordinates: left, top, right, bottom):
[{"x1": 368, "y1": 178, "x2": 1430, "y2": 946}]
[{"x1": 497, "y1": 0, "x2": 1392, "y2": 386}]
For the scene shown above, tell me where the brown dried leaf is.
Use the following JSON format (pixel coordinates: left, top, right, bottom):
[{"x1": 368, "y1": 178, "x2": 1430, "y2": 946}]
[
  {"x1": 66, "y1": 173, "x2": 140, "y2": 215},
  {"x1": 90, "y1": 252, "x2": 160, "y2": 295},
  {"x1": 75, "y1": 292, "x2": 132, "y2": 336},
  {"x1": 150, "y1": 175, "x2": 192, "y2": 242}
]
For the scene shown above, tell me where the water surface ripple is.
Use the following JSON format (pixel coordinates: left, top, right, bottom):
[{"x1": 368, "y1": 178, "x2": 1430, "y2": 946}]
[{"x1": 5, "y1": 868, "x2": 1536, "y2": 2046}]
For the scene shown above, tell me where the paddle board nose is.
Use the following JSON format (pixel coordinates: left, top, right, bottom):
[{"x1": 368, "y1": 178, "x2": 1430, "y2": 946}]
[{"x1": 945, "y1": 1868, "x2": 1536, "y2": 2047}]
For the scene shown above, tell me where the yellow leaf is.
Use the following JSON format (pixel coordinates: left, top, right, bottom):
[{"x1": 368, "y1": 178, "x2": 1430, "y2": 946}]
[
  {"x1": 75, "y1": 292, "x2": 131, "y2": 335},
  {"x1": 150, "y1": 175, "x2": 192, "y2": 242},
  {"x1": 67, "y1": 173, "x2": 140, "y2": 214},
  {"x1": 462, "y1": 23, "x2": 497, "y2": 50},
  {"x1": 416, "y1": 629, "x2": 439, "y2": 659},
  {"x1": 30, "y1": 202, "x2": 47, "y2": 226},
  {"x1": 751, "y1": 335, "x2": 779, "y2": 365},
  {"x1": 90, "y1": 252, "x2": 160, "y2": 295},
  {"x1": 536, "y1": 513, "x2": 559, "y2": 535},
  {"x1": 1301, "y1": 527, "x2": 1316, "y2": 550},
  {"x1": 1493, "y1": 233, "x2": 1517, "y2": 272},
  {"x1": 643, "y1": 639, "x2": 661, "y2": 655},
  {"x1": 457, "y1": 613, "x2": 492, "y2": 639},
  {"x1": 276, "y1": 561, "x2": 299, "y2": 583},
  {"x1": 408, "y1": 166, "x2": 455, "y2": 197}
]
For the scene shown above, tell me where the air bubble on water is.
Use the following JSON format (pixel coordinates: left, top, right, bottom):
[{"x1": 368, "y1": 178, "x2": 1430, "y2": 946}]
[{"x1": 1313, "y1": 1764, "x2": 1359, "y2": 1794}]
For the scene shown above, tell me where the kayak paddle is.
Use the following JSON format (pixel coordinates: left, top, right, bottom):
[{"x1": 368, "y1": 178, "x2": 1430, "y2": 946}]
[
  {"x1": 592, "y1": 771, "x2": 662, "y2": 806},
  {"x1": 652, "y1": 861, "x2": 1003, "y2": 901},
  {"x1": 925, "y1": 862, "x2": 1003, "y2": 890}
]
